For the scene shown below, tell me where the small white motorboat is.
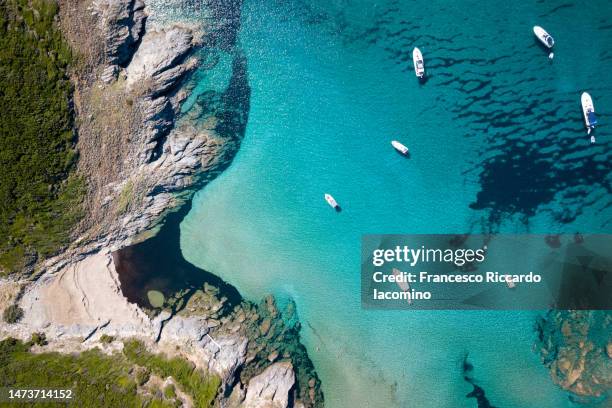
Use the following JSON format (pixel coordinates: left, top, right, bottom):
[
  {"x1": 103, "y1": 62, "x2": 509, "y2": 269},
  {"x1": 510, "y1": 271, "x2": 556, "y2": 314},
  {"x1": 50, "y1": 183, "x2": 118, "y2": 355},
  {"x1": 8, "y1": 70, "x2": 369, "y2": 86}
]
[
  {"x1": 581, "y1": 92, "x2": 597, "y2": 141},
  {"x1": 412, "y1": 47, "x2": 425, "y2": 79},
  {"x1": 533, "y1": 26, "x2": 554, "y2": 48},
  {"x1": 324, "y1": 193, "x2": 340, "y2": 211},
  {"x1": 533, "y1": 26, "x2": 554, "y2": 59},
  {"x1": 391, "y1": 140, "x2": 409, "y2": 156},
  {"x1": 506, "y1": 279, "x2": 516, "y2": 289},
  {"x1": 392, "y1": 268, "x2": 412, "y2": 304}
]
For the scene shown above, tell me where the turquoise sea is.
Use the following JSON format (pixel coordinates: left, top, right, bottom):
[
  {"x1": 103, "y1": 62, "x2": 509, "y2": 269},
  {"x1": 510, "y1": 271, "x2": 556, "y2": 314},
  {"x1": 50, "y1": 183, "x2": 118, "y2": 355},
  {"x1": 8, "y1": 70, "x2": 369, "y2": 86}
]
[{"x1": 179, "y1": 0, "x2": 612, "y2": 407}]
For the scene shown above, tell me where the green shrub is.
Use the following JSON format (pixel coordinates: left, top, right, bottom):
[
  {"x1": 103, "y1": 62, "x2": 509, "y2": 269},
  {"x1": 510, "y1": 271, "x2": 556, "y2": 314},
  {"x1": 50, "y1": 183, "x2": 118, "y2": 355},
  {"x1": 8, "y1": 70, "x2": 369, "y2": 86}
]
[
  {"x1": 0, "y1": 338, "x2": 143, "y2": 407},
  {"x1": 163, "y1": 383, "x2": 176, "y2": 399},
  {"x1": 0, "y1": 338, "x2": 187, "y2": 407},
  {"x1": 100, "y1": 334, "x2": 115, "y2": 344},
  {"x1": 116, "y1": 180, "x2": 134, "y2": 215},
  {"x1": 29, "y1": 332, "x2": 48, "y2": 347},
  {"x1": 0, "y1": 0, "x2": 84, "y2": 274},
  {"x1": 123, "y1": 339, "x2": 221, "y2": 407},
  {"x1": 2, "y1": 304, "x2": 24, "y2": 323},
  {"x1": 135, "y1": 366, "x2": 151, "y2": 386}
]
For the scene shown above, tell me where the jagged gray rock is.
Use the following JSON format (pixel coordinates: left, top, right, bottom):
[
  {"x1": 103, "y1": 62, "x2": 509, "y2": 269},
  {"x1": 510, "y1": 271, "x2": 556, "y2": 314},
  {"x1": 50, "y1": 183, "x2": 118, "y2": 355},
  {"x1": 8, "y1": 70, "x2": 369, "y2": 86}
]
[
  {"x1": 93, "y1": 0, "x2": 146, "y2": 66},
  {"x1": 41, "y1": 0, "x2": 248, "y2": 274},
  {"x1": 126, "y1": 27, "x2": 195, "y2": 96},
  {"x1": 243, "y1": 362, "x2": 296, "y2": 408},
  {"x1": 202, "y1": 333, "x2": 248, "y2": 383},
  {"x1": 159, "y1": 315, "x2": 209, "y2": 345}
]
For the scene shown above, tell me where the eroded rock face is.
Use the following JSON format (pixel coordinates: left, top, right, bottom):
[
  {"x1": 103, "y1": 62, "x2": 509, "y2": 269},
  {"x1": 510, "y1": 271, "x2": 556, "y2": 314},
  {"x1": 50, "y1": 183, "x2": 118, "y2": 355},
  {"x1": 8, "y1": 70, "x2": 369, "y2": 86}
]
[
  {"x1": 12, "y1": 252, "x2": 152, "y2": 341},
  {"x1": 42, "y1": 0, "x2": 250, "y2": 273},
  {"x1": 93, "y1": 0, "x2": 147, "y2": 66},
  {"x1": 536, "y1": 310, "x2": 612, "y2": 403},
  {"x1": 125, "y1": 26, "x2": 195, "y2": 97},
  {"x1": 1, "y1": 1, "x2": 322, "y2": 407},
  {"x1": 243, "y1": 362, "x2": 295, "y2": 408},
  {"x1": 0, "y1": 251, "x2": 249, "y2": 385}
]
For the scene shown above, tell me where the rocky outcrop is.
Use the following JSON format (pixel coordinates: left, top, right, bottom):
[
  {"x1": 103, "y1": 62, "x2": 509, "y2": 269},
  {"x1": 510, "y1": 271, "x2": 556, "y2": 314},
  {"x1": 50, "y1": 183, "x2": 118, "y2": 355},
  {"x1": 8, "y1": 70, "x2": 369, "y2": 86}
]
[
  {"x1": 0, "y1": 251, "x2": 249, "y2": 384},
  {"x1": 92, "y1": 0, "x2": 146, "y2": 66},
  {"x1": 2, "y1": 1, "x2": 323, "y2": 407},
  {"x1": 242, "y1": 362, "x2": 295, "y2": 408},
  {"x1": 194, "y1": 295, "x2": 323, "y2": 408},
  {"x1": 0, "y1": 249, "x2": 322, "y2": 408},
  {"x1": 125, "y1": 26, "x2": 195, "y2": 97},
  {"x1": 40, "y1": 0, "x2": 250, "y2": 274},
  {"x1": 536, "y1": 310, "x2": 611, "y2": 404}
]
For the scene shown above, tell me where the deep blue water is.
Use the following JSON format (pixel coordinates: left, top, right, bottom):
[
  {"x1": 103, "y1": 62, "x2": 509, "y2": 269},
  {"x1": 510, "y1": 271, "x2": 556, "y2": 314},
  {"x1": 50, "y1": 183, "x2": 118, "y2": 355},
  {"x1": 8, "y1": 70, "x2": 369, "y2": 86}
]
[{"x1": 178, "y1": 0, "x2": 612, "y2": 406}]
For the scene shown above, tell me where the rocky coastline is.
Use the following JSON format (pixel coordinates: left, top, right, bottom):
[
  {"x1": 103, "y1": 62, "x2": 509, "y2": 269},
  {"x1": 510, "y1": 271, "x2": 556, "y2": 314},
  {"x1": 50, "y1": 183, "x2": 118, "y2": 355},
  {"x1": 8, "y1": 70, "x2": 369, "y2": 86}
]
[{"x1": 0, "y1": 1, "x2": 323, "y2": 407}]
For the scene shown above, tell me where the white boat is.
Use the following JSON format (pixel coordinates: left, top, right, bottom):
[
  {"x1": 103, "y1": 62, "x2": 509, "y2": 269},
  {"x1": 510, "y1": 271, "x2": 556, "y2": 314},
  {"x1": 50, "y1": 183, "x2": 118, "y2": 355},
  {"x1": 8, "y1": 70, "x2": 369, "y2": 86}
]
[
  {"x1": 412, "y1": 47, "x2": 425, "y2": 78},
  {"x1": 324, "y1": 193, "x2": 340, "y2": 210},
  {"x1": 391, "y1": 140, "x2": 409, "y2": 155},
  {"x1": 533, "y1": 26, "x2": 554, "y2": 48},
  {"x1": 533, "y1": 26, "x2": 555, "y2": 59},
  {"x1": 581, "y1": 92, "x2": 597, "y2": 137},
  {"x1": 506, "y1": 279, "x2": 516, "y2": 289},
  {"x1": 392, "y1": 268, "x2": 412, "y2": 304}
]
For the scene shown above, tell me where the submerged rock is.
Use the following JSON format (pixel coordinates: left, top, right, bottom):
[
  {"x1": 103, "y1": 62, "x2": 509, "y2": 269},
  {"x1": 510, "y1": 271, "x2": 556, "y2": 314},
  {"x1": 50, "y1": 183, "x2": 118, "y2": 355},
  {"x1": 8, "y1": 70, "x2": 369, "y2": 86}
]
[{"x1": 536, "y1": 310, "x2": 611, "y2": 402}]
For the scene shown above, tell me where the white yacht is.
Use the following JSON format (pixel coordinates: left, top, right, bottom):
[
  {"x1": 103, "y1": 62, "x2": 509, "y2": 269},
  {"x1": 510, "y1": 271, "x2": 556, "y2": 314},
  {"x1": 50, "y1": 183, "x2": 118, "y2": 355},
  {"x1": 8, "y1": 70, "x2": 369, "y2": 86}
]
[
  {"x1": 533, "y1": 26, "x2": 554, "y2": 48},
  {"x1": 324, "y1": 193, "x2": 340, "y2": 210},
  {"x1": 581, "y1": 92, "x2": 597, "y2": 140},
  {"x1": 391, "y1": 140, "x2": 409, "y2": 155},
  {"x1": 413, "y1": 47, "x2": 425, "y2": 79},
  {"x1": 533, "y1": 26, "x2": 554, "y2": 59}
]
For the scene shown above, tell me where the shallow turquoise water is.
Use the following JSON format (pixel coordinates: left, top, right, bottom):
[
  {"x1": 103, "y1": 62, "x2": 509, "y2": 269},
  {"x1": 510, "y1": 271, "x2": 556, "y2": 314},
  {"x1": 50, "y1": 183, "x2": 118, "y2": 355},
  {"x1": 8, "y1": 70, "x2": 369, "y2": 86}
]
[{"x1": 180, "y1": 0, "x2": 611, "y2": 406}]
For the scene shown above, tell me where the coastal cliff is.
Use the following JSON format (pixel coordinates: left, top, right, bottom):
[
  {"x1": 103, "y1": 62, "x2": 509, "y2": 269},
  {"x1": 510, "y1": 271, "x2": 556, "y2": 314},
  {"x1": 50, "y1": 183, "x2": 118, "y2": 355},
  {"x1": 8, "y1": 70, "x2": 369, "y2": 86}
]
[
  {"x1": 0, "y1": 1, "x2": 323, "y2": 407},
  {"x1": 53, "y1": 0, "x2": 248, "y2": 265}
]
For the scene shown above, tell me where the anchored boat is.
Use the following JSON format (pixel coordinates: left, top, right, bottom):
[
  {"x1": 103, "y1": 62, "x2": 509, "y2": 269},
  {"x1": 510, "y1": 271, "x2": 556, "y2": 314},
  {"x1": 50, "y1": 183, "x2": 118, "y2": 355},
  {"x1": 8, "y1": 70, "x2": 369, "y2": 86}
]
[
  {"x1": 391, "y1": 140, "x2": 409, "y2": 156},
  {"x1": 324, "y1": 193, "x2": 340, "y2": 211},
  {"x1": 392, "y1": 268, "x2": 412, "y2": 304},
  {"x1": 581, "y1": 92, "x2": 597, "y2": 141},
  {"x1": 533, "y1": 26, "x2": 554, "y2": 59},
  {"x1": 533, "y1": 26, "x2": 554, "y2": 48},
  {"x1": 413, "y1": 47, "x2": 425, "y2": 79}
]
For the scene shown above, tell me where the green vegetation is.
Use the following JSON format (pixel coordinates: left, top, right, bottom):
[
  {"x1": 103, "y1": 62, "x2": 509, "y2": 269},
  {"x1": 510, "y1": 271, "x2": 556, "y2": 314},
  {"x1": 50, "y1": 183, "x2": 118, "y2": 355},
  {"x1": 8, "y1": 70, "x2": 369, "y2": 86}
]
[
  {"x1": 0, "y1": 338, "x2": 220, "y2": 407},
  {"x1": 0, "y1": 338, "x2": 167, "y2": 407},
  {"x1": 123, "y1": 339, "x2": 221, "y2": 407},
  {"x1": 163, "y1": 384, "x2": 176, "y2": 399},
  {"x1": 0, "y1": 0, "x2": 84, "y2": 274},
  {"x1": 99, "y1": 334, "x2": 115, "y2": 344},
  {"x1": 28, "y1": 332, "x2": 47, "y2": 347},
  {"x1": 134, "y1": 366, "x2": 151, "y2": 386},
  {"x1": 116, "y1": 180, "x2": 134, "y2": 215},
  {"x1": 2, "y1": 304, "x2": 24, "y2": 323}
]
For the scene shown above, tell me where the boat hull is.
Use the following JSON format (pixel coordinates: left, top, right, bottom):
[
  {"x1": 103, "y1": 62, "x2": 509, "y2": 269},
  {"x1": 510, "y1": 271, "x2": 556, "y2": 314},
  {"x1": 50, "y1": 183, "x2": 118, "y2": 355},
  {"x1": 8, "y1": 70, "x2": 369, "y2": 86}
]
[
  {"x1": 533, "y1": 26, "x2": 554, "y2": 48},
  {"x1": 581, "y1": 92, "x2": 597, "y2": 129},
  {"x1": 391, "y1": 140, "x2": 409, "y2": 155},
  {"x1": 412, "y1": 47, "x2": 425, "y2": 78},
  {"x1": 324, "y1": 194, "x2": 340, "y2": 210}
]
